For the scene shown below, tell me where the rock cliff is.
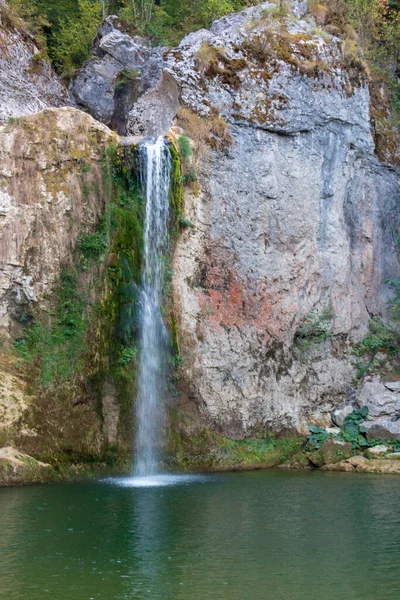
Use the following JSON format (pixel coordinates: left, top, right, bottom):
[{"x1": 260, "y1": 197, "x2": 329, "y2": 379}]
[
  {"x1": 0, "y1": 1, "x2": 399, "y2": 478},
  {"x1": 165, "y1": 2, "x2": 400, "y2": 436},
  {"x1": 0, "y1": 2, "x2": 69, "y2": 123}
]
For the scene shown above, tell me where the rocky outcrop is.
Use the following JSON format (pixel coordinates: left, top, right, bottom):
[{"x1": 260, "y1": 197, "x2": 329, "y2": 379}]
[
  {"x1": 0, "y1": 2, "x2": 70, "y2": 123},
  {"x1": 333, "y1": 376, "x2": 400, "y2": 440},
  {"x1": 71, "y1": 16, "x2": 179, "y2": 137},
  {"x1": 168, "y1": 2, "x2": 400, "y2": 436},
  {"x1": 322, "y1": 454, "x2": 400, "y2": 473},
  {"x1": 0, "y1": 446, "x2": 51, "y2": 484},
  {"x1": 0, "y1": 107, "x2": 117, "y2": 331},
  {"x1": 308, "y1": 438, "x2": 353, "y2": 468},
  {"x1": 0, "y1": 107, "x2": 122, "y2": 461}
]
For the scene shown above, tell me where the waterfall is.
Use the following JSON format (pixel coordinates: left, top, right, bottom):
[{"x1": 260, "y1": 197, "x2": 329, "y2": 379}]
[{"x1": 135, "y1": 137, "x2": 171, "y2": 477}]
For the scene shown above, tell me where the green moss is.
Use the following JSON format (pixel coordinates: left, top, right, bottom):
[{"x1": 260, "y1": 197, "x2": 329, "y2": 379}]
[
  {"x1": 167, "y1": 424, "x2": 304, "y2": 472},
  {"x1": 168, "y1": 142, "x2": 184, "y2": 237}
]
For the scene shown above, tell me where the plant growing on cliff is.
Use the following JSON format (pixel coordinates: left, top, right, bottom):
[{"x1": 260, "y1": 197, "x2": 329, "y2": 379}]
[
  {"x1": 77, "y1": 222, "x2": 108, "y2": 268},
  {"x1": 295, "y1": 309, "x2": 333, "y2": 350},
  {"x1": 307, "y1": 407, "x2": 371, "y2": 451},
  {"x1": 51, "y1": 0, "x2": 102, "y2": 76},
  {"x1": 177, "y1": 134, "x2": 192, "y2": 162},
  {"x1": 353, "y1": 281, "x2": 400, "y2": 378},
  {"x1": 21, "y1": 268, "x2": 88, "y2": 387}
]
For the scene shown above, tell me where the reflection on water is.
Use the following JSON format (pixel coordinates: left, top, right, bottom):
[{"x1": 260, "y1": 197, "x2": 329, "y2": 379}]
[{"x1": 0, "y1": 470, "x2": 400, "y2": 600}]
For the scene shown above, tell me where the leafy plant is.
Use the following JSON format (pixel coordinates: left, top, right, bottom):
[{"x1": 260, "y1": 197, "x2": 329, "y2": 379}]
[
  {"x1": 179, "y1": 218, "x2": 194, "y2": 229},
  {"x1": 115, "y1": 68, "x2": 140, "y2": 92},
  {"x1": 307, "y1": 425, "x2": 328, "y2": 449},
  {"x1": 307, "y1": 407, "x2": 371, "y2": 451},
  {"x1": 118, "y1": 345, "x2": 138, "y2": 367},
  {"x1": 77, "y1": 219, "x2": 108, "y2": 267}
]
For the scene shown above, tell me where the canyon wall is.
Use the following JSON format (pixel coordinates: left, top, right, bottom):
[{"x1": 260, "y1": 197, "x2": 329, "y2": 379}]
[
  {"x1": 166, "y1": 3, "x2": 400, "y2": 436},
  {"x1": 0, "y1": 1, "x2": 399, "y2": 476}
]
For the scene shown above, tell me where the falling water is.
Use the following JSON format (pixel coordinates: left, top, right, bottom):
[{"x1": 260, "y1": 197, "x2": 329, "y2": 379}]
[{"x1": 135, "y1": 137, "x2": 171, "y2": 477}]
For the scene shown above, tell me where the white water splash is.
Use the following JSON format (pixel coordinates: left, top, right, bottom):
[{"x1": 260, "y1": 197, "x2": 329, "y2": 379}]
[
  {"x1": 104, "y1": 474, "x2": 213, "y2": 488},
  {"x1": 134, "y1": 137, "x2": 171, "y2": 477}
]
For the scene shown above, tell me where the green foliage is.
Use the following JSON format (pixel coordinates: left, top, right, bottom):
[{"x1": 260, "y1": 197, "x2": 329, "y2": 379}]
[
  {"x1": 14, "y1": 339, "x2": 32, "y2": 360},
  {"x1": 19, "y1": 268, "x2": 88, "y2": 387},
  {"x1": 179, "y1": 217, "x2": 194, "y2": 229},
  {"x1": 118, "y1": 345, "x2": 138, "y2": 366},
  {"x1": 115, "y1": 68, "x2": 140, "y2": 92},
  {"x1": 7, "y1": 0, "x2": 102, "y2": 75},
  {"x1": 50, "y1": 0, "x2": 102, "y2": 76},
  {"x1": 169, "y1": 142, "x2": 184, "y2": 237},
  {"x1": 307, "y1": 408, "x2": 371, "y2": 452},
  {"x1": 116, "y1": 0, "x2": 257, "y2": 46},
  {"x1": 307, "y1": 425, "x2": 328, "y2": 449},
  {"x1": 77, "y1": 221, "x2": 108, "y2": 267},
  {"x1": 295, "y1": 309, "x2": 333, "y2": 349},
  {"x1": 177, "y1": 134, "x2": 192, "y2": 162},
  {"x1": 353, "y1": 281, "x2": 400, "y2": 378}
]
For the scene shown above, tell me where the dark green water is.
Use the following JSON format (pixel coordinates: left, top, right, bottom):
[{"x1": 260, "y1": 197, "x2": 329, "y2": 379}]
[{"x1": 1, "y1": 470, "x2": 399, "y2": 600}]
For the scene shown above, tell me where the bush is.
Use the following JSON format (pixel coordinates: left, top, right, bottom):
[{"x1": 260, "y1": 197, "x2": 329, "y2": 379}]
[{"x1": 177, "y1": 134, "x2": 192, "y2": 162}]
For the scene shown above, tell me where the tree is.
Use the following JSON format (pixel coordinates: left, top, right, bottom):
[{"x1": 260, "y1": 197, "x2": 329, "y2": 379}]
[{"x1": 51, "y1": 0, "x2": 102, "y2": 76}]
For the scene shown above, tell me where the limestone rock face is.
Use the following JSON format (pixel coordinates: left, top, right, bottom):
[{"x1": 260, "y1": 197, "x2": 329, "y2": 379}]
[
  {"x1": 71, "y1": 17, "x2": 179, "y2": 137},
  {"x1": 169, "y1": 2, "x2": 400, "y2": 435},
  {"x1": 0, "y1": 108, "x2": 117, "y2": 331},
  {"x1": 336, "y1": 376, "x2": 400, "y2": 440},
  {"x1": 0, "y1": 3, "x2": 70, "y2": 124},
  {"x1": 0, "y1": 107, "x2": 118, "y2": 445}
]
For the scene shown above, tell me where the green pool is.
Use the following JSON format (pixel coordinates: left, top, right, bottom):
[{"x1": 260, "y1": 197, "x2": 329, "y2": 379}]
[{"x1": 1, "y1": 470, "x2": 399, "y2": 600}]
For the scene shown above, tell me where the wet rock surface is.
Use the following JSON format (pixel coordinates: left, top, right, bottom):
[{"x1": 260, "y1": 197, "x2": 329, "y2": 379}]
[{"x1": 322, "y1": 455, "x2": 400, "y2": 474}]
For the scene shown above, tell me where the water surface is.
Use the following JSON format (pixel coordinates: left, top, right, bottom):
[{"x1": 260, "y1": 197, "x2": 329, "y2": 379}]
[{"x1": 1, "y1": 470, "x2": 399, "y2": 600}]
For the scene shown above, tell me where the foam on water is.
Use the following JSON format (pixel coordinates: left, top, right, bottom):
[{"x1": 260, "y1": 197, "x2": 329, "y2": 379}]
[{"x1": 102, "y1": 474, "x2": 213, "y2": 488}]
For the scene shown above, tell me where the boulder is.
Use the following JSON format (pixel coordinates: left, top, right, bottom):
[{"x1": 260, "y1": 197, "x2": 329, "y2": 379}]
[
  {"x1": 357, "y1": 376, "x2": 400, "y2": 420},
  {"x1": 0, "y1": 447, "x2": 51, "y2": 485},
  {"x1": 364, "y1": 445, "x2": 389, "y2": 457},
  {"x1": 322, "y1": 455, "x2": 400, "y2": 474},
  {"x1": 332, "y1": 406, "x2": 355, "y2": 428},
  {"x1": 362, "y1": 419, "x2": 400, "y2": 441},
  {"x1": 308, "y1": 438, "x2": 353, "y2": 468},
  {"x1": 71, "y1": 18, "x2": 178, "y2": 136}
]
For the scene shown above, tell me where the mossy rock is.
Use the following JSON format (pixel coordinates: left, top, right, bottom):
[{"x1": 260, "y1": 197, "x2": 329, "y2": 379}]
[{"x1": 308, "y1": 438, "x2": 353, "y2": 468}]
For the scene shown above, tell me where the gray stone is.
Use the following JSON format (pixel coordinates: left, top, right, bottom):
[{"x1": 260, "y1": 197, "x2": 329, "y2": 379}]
[
  {"x1": 357, "y1": 376, "x2": 400, "y2": 420},
  {"x1": 332, "y1": 406, "x2": 355, "y2": 428},
  {"x1": 99, "y1": 30, "x2": 149, "y2": 67},
  {"x1": 383, "y1": 380, "x2": 400, "y2": 393},
  {"x1": 72, "y1": 55, "x2": 121, "y2": 122},
  {"x1": 363, "y1": 419, "x2": 400, "y2": 441},
  {"x1": 326, "y1": 426, "x2": 341, "y2": 435},
  {"x1": 169, "y1": 1, "x2": 400, "y2": 435},
  {"x1": 365, "y1": 445, "x2": 389, "y2": 457},
  {"x1": 126, "y1": 71, "x2": 179, "y2": 137},
  {"x1": 0, "y1": 2, "x2": 70, "y2": 123},
  {"x1": 71, "y1": 19, "x2": 177, "y2": 135}
]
